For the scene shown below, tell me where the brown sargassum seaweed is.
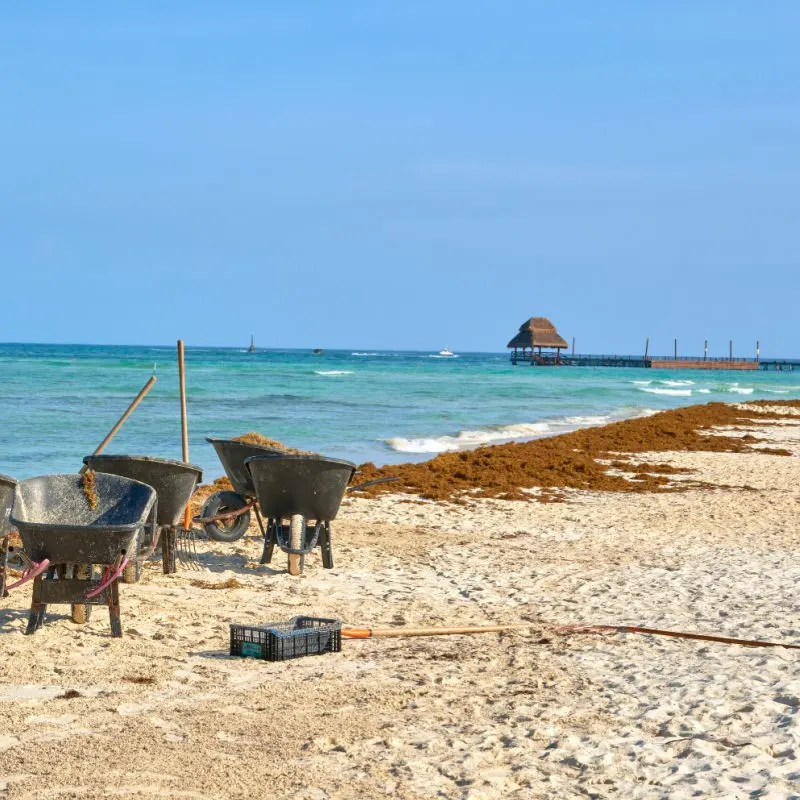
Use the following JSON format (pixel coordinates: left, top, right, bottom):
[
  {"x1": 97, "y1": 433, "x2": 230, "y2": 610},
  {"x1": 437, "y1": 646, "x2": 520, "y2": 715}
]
[{"x1": 350, "y1": 400, "x2": 799, "y2": 503}]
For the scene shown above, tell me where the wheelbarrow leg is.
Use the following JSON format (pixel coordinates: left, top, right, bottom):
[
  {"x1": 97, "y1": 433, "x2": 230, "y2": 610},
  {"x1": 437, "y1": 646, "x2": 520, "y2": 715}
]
[
  {"x1": 108, "y1": 579, "x2": 122, "y2": 638},
  {"x1": 162, "y1": 526, "x2": 176, "y2": 574},
  {"x1": 0, "y1": 539, "x2": 7, "y2": 599},
  {"x1": 320, "y1": 521, "x2": 334, "y2": 570},
  {"x1": 25, "y1": 566, "x2": 55, "y2": 635},
  {"x1": 260, "y1": 518, "x2": 277, "y2": 565}
]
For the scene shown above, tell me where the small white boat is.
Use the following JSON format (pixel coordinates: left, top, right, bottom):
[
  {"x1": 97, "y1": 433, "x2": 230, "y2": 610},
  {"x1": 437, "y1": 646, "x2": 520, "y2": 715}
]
[{"x1": 438, "y1": 347, "x2": 455, "y2": 357}]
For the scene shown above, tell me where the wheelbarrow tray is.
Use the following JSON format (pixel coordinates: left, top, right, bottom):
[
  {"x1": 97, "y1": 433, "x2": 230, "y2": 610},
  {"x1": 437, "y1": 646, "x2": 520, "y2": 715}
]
[
  {"x1": 206, "y1": 437, "x2": 284, "y2": 497},
  {"x1": 245, "y1": 454, "x2": 356, "y2": 521},
  {"x1": 0, "y1": 474, "x2": 17, "y2": 536},
  {"x1": 83, "y1": 454, "x2": 202, "y2": 528},
  {"x1": 10, "y1": 473, "x2": 156, "y2": 564}
]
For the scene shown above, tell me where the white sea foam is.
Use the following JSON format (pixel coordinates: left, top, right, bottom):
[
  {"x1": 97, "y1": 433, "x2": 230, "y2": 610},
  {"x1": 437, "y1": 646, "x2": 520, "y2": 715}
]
[
  {"x1": 632, "y1": 380, "x2": 652, "y2": 385},
  {"x1": 728, "y1": 386, "x2": 754, "y2": 394},
  {"x1": 314, "y1": 370, "x2": 353, "y2": 376},
  {"x1": 351, "y1": 352, "x2": 378, "y2": 356},
  {"x1": 386, "y1": 409, "x2": 658, "y2": 455},
  {"x1": 638, "y1": 387, "x2": 693, "y2": 397},
  {"x1": 428, "y1": 354, "x2": 459, "y2": 359},
  {"x1": 697, "y1": 388, "x2": 712, "y2": 394},
  {"x1": 660, "y1": 379, "x2": 695, "y2": 386},
  {"x1": 763, "y1": 388, "x2": 790, "y2": 394},
  {"x1": 562, "y1": 415, "x2": 610, "y2": 426}
]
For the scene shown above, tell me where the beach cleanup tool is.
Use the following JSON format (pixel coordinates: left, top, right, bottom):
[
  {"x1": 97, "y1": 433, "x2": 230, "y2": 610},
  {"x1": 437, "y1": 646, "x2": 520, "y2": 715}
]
[
  {"x1": 8, "y1": 473, "x2": 156, "y2": 636},
  {"x1": 82, "y1": 455, "x2": 202, "y2": 577},
  {"x1": 245, "y1": 454, "x2": 356, "y2": 575},
  {"x1": 198, "y1": 437, "x2": 284, "y2": 543},
  {"x1": 0, "y1": 474, "x2": 18, "y2": 598},
  {"x1": 197, "y1": 438, "x2": 395, "y2": 548},
  {"x1": 229, "y1": 618, "x2": 530, "y2": 661},
  {"x1": 78, "y1": 375, "x2": 157, "y2": 475},
  {"x1": 174, "y1": 339, "x2": 202, "y2": 566}
]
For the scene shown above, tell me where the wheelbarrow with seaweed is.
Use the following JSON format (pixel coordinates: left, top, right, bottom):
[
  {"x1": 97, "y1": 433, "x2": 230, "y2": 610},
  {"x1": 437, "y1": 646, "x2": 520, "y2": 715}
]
[
  {"x1": 197, "y1": 439, "x2": 396, "y2": 574},
  {"x1": 83, "y1": 454, "x2": 202, "y2": 574},
  {"x1": 6, "y1": 473, "x2": 156, "y2": 636}
]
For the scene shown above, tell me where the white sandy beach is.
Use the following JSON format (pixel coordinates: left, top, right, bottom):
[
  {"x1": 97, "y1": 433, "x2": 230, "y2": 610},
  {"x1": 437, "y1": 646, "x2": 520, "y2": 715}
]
[{"x1": 1, "y1": 408, "x2": 799, "y2": 799}]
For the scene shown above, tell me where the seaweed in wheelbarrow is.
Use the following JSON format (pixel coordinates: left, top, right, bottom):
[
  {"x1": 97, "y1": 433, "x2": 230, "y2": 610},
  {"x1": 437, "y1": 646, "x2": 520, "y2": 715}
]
[
  {"x1": 8, "y1": 473, "x2": 156, "y2": 636},
  {"x1": 200, "y1": 437, "x2": 287, "y2": 543}
]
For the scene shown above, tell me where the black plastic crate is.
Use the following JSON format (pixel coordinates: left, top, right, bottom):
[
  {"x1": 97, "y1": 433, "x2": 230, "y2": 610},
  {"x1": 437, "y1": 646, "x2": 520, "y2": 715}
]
[{"x1": 230, "y1": 616, "x2": 342, "y2": 661}]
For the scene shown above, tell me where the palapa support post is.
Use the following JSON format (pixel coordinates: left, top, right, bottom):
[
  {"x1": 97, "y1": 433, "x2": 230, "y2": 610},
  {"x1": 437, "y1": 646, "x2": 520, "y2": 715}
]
[{"x1": 572, "y1": 337, "x2": 576, "y2": 356}]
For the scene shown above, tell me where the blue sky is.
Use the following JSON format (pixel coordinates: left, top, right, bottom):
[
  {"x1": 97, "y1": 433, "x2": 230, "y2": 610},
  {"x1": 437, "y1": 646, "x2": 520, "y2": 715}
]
[{"x1": 3, "y1": 2, "x2": 798, "y2": 356}]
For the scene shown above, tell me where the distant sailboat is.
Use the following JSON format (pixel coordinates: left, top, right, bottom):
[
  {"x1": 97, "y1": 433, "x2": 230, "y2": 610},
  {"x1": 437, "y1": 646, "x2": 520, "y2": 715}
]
[{"x1": 248, "y1": 334, "x2": 256, "y2": 353}]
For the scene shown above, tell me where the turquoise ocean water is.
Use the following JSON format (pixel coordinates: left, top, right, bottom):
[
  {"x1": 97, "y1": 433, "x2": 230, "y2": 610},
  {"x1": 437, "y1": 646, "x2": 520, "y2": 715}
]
[{"x1": 1, "y1": 343, "x2": 798, "y2": 481}]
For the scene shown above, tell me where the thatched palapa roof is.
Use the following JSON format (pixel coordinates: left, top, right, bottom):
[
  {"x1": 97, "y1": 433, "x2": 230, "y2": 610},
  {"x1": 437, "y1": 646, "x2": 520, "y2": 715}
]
[{"x1": 507, "y1": 317, "x2": 568, "y2": 349}]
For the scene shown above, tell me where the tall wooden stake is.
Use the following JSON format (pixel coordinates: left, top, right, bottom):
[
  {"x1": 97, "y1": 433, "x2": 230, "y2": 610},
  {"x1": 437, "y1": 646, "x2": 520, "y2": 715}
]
[
  {"x1": 674, "y1": 338, "x2": 677, "y2": 360},
  {"x1": 704, "y1": 340, "x2": 708, "y2": 361},
  {"x1": 756, "y1": 340, "x2": 760, "y2": 363},
  {"x1": 177, "y1": 340, "x2": 191, "y2": 530},
  {"x1": 572, "y1": 336, "x2": 575, "y2": 356},
  {"x1": 644, "y1": 337, "x2": 649, "y2": 359},
  {"x1": 729, "y1": 340, "x2": 733, "y2": 361},
  {"x1": 79, "y1": 376, "x2": 157, "y2": 474}
]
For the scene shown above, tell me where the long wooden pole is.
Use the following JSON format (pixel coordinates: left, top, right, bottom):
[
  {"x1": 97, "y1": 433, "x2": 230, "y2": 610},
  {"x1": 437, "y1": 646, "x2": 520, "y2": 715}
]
[
  {"x1": 342, "y1": 624, "x2": 530, "y2": 639},
  {"x1": 644, "y1": 337, "x2": 649, "y2": 359},
  {"x1": 177, "y1": 340, "x2": 192, "y2": 529},
  {"x1": 80, "y1": 376, "x2": 157, "y2": 473}
]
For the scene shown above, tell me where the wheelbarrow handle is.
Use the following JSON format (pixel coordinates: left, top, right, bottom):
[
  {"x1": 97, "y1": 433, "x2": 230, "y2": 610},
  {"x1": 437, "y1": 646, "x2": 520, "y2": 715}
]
[
  {"x1": 346, "y1": 476, "x2": 399, "y2": 493},
  {"x1": 4, "y1": 557, "x2": 50, "y2": 590},
  {"x1": 193, "y1": 499, "x2": 255, "y2": 525},
  {"x1": 86, "y1": 554, "x2": 129, "y2": 599}
]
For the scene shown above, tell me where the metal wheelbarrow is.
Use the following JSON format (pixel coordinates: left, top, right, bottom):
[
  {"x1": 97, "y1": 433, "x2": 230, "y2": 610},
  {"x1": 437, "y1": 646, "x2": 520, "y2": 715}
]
[
  {"x1": 8, "y1": 473, "x2": 156, "y2": 636},
  {"x1": 83, "y1": 454, "x2": 202, "y2": 576},
  {"x1": 0, "y1": 474, "x2": 17, "y2": 598},
  {"x1": 198, "y1": 437, "x2": 284, "y2": 543},
  {"x1": 245, "y1": 454, "x2": 356, "y2": 575}
]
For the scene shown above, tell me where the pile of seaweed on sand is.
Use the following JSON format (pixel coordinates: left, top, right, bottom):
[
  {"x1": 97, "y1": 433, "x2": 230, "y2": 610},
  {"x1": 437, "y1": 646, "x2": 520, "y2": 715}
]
[{"x1": 351, "y1": 401, "x2": 799, "y2": 503}]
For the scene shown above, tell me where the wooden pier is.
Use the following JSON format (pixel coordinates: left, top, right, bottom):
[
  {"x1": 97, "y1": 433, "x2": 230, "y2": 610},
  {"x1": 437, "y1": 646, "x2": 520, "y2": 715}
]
[{"x1": 510, "y1": 353, "x2": 800, "y2": 371}]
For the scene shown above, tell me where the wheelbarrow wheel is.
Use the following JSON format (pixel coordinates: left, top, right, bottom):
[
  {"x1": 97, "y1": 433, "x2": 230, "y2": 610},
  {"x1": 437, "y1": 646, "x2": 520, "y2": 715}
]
[
  {"x1": 288, "y1": 514, "x2": 304, "y2": 576},
  {"x1": 201, "y1": 491, "x2": 251, "y2": 542}
]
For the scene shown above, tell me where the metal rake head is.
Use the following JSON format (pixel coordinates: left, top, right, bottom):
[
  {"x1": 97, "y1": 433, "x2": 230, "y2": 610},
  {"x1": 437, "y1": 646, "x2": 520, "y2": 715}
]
[{"x1": 176, "y1": 526, "x2": 202, "y2": 570}]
